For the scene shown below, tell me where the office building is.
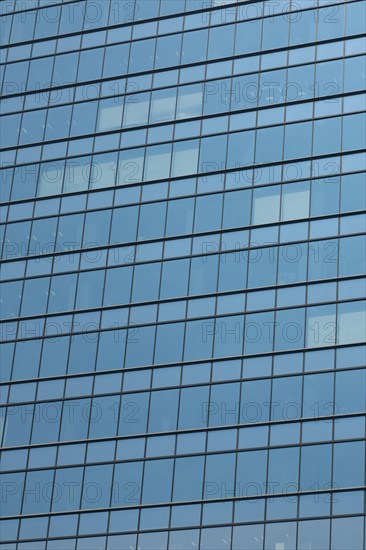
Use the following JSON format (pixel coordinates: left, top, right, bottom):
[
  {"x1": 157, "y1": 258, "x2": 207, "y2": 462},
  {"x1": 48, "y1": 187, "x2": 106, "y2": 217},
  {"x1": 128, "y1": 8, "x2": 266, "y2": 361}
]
[{"x1": 0, "y1": 0, "x2": 365, "y2": 548}]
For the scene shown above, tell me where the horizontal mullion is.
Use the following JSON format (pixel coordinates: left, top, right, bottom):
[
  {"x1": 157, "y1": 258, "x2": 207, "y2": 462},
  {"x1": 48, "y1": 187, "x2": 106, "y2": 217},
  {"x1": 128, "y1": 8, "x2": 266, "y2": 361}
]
[
  {"x1": 1, "y1": 50, "x2": 364, "y2": 121},
  {"x1": 2, "y1": 361, "x2": 366, "y2": 407},
  {"x1": 2, "y1": 146, "x2": 364, "y2": 199},
  {"x1": 0, "y1": 0, "x2": 82, "y2": 19},
  {"x1": 2, "y1": 432, "x2": 365, "y2": 474},
  {"x1": 5, "y1": 290, "x2": 362, "y2": 325},
  {"x1": 1, "y1": 482, "x2": 365, "y2": 522},
  {"x1": 1, "y1": 159, "x2": 365, "y2": 214},
  {"x1": 1, "y1": 0, "x2": 359, "y2": 59},
  {"x1": 3, "y1": 102, "x2": 364, "y2": 155},
  {"x1": 1, "y1": 295, "x2": 364, "y2": 344},
  {"x1": 1, "y1": 183, "x2": 365, "y2": 230},
  {"x1": 2, "y1": 297, "x2": 365, "y2": 344},
  {"x1": 1, "y1": 408, "x2": 365, "y2": 453},
  {"x1": 1, "y1": 211, "x2": 364, "y2": 266},
  {"x1": 1, "y1": 332, "x2": 365, "y2": 390},
  {"x1": 2, "y1": 29, "x2": 364, "y2": 101}
]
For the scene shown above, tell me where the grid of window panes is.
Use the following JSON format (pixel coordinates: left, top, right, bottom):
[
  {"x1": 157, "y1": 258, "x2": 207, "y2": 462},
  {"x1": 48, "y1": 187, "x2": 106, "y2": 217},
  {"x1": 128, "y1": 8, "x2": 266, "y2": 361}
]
[{"x1": 0, "y1": 0, "x2": 366, "y2": 548}]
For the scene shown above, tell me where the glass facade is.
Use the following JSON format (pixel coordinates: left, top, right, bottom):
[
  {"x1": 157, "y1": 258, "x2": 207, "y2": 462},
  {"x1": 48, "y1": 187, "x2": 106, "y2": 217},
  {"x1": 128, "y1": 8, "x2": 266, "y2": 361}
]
[{"x1": 0, "y1": 0, "x2": 365, "y2": 548}]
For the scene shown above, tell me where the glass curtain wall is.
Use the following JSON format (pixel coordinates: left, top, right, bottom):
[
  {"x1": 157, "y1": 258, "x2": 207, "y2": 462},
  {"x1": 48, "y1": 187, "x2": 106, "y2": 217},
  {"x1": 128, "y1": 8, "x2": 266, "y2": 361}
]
[{"x1": 0, "y1": 0, "x2": 365, "y2": 548}]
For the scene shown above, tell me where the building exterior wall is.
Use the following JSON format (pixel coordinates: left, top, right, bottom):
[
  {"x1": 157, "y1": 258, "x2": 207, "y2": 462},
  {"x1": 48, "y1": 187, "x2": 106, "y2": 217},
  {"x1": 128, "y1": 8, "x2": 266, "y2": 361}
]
[{"x1": 0, "y1": 0, "x2": 365, "y2": 548}]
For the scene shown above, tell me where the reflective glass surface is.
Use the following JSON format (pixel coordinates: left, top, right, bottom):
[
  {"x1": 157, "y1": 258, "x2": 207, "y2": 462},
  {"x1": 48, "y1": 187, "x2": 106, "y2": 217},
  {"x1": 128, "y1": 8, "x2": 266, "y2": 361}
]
[{"x1": 0, "y1": 0, "x2": 365, "y2": 548}]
